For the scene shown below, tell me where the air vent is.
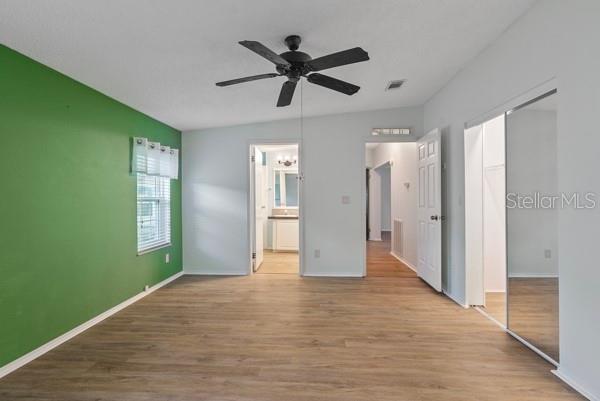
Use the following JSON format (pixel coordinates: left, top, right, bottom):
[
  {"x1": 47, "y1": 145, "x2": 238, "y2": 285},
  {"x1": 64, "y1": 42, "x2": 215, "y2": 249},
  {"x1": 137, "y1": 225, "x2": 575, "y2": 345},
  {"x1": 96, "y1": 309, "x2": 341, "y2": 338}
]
[{"x1": 385, "y1": 79, "x2": 406, "y2": 91}]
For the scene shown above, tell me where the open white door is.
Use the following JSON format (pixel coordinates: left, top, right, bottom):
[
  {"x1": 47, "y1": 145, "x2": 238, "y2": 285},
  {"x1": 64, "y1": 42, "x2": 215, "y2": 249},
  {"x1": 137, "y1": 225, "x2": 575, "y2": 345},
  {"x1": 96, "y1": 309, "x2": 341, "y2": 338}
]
[
  {"x1": 417, "y1": 129, "x2": 442, "y2": 291},
  {"x1": 253, "y1": 149, "x2": 266, "y2": 271}
]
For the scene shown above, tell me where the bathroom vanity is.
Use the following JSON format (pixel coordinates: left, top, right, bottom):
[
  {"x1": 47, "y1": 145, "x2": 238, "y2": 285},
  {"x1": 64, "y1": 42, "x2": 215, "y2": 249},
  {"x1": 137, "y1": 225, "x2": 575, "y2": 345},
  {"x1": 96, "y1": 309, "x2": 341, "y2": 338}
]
[{"x1": 269, "y1": 215, "x2": 299, "y2": 251}]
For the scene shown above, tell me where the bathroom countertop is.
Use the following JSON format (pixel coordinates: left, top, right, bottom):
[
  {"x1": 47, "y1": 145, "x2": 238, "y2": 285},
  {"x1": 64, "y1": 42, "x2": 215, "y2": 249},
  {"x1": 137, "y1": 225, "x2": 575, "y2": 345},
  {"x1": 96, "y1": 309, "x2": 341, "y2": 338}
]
[{"x1": 268, "y1": 215, "x2": 299, "y2": 220}]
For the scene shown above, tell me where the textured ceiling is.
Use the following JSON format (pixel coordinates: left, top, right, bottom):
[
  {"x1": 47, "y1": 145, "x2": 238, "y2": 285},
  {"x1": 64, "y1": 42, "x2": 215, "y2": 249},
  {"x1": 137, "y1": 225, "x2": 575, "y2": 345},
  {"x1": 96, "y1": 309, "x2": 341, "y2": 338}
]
[{"x1": 0, "y1": 0, "x2": 535, "y2": 130}]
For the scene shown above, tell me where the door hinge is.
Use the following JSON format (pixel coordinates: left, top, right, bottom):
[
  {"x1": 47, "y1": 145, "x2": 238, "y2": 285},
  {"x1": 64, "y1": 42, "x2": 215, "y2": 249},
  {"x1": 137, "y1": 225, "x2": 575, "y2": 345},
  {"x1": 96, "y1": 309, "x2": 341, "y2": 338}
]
[
  {"x1": 251, "y1": 155, "x2": 256, "y2": 162},
  {"x1": 252, "y1": 252, "x2": 256, "y2": 259}
]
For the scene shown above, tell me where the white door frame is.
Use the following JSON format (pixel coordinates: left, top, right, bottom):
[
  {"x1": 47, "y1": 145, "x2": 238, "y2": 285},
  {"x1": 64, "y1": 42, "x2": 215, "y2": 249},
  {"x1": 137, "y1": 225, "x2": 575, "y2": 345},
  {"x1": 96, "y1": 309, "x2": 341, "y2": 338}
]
[
  {"x1": 362, "y1": 138, "x2": 419, "y2": 277},
  {"x1": 247, "y1": 139, "x2": 304, "y2": 276}
]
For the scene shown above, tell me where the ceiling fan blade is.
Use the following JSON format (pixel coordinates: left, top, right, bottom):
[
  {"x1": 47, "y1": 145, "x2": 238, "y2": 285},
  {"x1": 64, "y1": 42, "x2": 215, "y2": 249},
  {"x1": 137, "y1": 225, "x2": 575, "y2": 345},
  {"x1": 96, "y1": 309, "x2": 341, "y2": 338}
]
[
  {"x1": 277, "y1": 80, "x2": 297, "y2": 107},
  {"x1": 239, "y1": 41, "x2": 291, "y2": 68},
  {"x1": 307, "y1": 73, "x2": 360, "y2": 95},
  {"x1": 216, "y1": 73, "x2": 279, "y2": 87},
  {"x1": 307, "y1": 47, "x2": 369, "y2": 72}
]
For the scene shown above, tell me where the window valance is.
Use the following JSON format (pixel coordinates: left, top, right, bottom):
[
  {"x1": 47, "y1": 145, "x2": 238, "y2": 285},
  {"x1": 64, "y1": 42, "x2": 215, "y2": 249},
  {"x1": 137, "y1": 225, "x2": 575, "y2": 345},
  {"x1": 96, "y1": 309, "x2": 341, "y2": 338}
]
[{"x1": 132, "y1": 137, "x2": 179, "y2": 179}]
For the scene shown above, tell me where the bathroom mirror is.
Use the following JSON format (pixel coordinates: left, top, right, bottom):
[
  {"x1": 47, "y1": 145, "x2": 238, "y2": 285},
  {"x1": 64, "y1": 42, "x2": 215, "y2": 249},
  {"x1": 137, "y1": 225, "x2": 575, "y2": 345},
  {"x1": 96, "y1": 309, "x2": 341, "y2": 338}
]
[
  {"x1": 274, "y1": 170, "x2": 298, "y2": 207},
  {"x1": 506, "y1": 90, "x2": 559, "y2": 362}
]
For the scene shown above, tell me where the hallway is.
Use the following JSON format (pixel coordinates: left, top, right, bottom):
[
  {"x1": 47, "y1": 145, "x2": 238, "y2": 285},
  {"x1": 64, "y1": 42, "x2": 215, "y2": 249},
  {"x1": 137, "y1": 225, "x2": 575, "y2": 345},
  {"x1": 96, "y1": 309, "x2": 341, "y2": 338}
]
[{"x1": 367, "y1": 232, "x2": 416, "y2": 277}]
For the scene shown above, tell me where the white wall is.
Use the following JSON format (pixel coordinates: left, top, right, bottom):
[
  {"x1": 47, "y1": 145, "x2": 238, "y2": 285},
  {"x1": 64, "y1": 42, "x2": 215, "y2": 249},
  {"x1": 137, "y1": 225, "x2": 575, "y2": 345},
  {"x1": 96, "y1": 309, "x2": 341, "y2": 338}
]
[
  {"x1": 379, "y1": 166, "x2": 391, "y2": 231},
  {"x1": 367, "y1": 162, "x2": 392, "y2": 238},
  {"x1": 506, "y1": 109, "x2": 558, "y2": 277},
  {"x1": 368, "y1": 167, "x2": 382, "y2": 241},
  {"x1": 424, "y1": 0, "x2": 600, "y2": 396},
  {"x1": 183, "y1": 106, "x2": 423, "y2": 277},
  {"x1": 371, "y1": 143, "x2": 418, "y2": 268},
  {"x1": 365, "y1": 147, "x2": 374, "y2": 169}
]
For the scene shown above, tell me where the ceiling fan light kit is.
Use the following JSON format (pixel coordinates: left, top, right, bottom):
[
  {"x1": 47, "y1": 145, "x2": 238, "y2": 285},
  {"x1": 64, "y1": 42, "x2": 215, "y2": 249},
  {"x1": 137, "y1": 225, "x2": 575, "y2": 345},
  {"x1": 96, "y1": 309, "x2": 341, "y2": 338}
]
[{"x1": 216, "y1": 35, "x2": 370, "y2": 107}]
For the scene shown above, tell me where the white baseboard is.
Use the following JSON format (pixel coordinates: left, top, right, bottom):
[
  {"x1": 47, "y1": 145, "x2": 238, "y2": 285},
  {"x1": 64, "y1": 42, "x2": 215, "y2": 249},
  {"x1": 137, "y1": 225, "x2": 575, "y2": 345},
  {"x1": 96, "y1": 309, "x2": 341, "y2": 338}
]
[
  {"x1": 552, "y1": 369, "x2": 598, "y2": 401},
  {"x1": 368, "y1": 237, "x2": 382, "y2": 242},
  {"x1": 390, "y1": 252, "x2": 417, "y2": 273},
  {"x1": 183, "y1": 267, "x2": 248, "y2": 275},
  {"x1": 0, "y1": 271, "x2": 184, "y2": 379},
  {"x1": 303, "y1": 272, "x2": 364, "y2": 277},
  {"x1": 508, "y1": 273, "x2": 559, "y2": 278}
]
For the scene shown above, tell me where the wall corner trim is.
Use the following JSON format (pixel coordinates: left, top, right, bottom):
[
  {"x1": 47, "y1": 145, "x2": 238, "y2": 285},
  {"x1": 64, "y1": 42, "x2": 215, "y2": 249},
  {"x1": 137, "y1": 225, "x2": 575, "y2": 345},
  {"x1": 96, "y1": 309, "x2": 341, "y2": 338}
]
[
  {"x1": 552, "y1": 369, "x2": 598, "y2": 401},
  {"x1": 0, "y1": 270, "x2": 184, "y2": 379}
]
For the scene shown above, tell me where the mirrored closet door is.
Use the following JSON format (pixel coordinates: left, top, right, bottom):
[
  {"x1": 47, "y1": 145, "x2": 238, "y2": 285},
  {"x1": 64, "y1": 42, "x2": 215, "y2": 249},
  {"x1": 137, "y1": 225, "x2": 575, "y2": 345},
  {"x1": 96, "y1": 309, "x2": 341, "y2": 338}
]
[{"x1": 505, "y1": 90, "x2": 559, "y2": 363}]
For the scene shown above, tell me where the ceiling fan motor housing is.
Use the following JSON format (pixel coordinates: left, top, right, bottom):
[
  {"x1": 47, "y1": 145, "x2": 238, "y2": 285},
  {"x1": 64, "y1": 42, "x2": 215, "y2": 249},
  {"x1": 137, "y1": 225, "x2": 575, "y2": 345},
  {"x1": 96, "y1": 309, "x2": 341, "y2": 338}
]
[
  {"x1": 277, "y1": 35, "x2": 312, "y2": 80},
  {"x1": 284, "y1": 35, "x2": 301, "y2": 51}
]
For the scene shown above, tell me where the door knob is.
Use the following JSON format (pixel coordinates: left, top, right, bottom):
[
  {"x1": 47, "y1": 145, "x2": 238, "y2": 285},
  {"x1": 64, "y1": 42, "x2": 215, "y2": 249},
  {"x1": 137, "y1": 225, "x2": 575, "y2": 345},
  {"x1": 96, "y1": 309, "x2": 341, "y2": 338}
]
[{"x1": 430, "y1": 215, "x2": 439, "y2": 221}]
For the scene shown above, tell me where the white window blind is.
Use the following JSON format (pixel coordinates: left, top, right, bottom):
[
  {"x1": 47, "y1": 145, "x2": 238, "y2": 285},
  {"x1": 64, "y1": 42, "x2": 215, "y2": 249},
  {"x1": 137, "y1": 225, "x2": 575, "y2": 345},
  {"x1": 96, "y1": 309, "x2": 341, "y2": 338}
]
[{"x1": 137, "y1": 173, "x2": 171, "y2": 253}]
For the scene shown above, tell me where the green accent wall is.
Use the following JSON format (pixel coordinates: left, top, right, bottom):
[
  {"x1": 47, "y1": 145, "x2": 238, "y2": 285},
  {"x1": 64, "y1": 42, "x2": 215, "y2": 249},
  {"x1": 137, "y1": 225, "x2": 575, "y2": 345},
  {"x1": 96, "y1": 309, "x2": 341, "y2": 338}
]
[{"x1": 0, "y1": 45, "x2": 182, "y2": 367}]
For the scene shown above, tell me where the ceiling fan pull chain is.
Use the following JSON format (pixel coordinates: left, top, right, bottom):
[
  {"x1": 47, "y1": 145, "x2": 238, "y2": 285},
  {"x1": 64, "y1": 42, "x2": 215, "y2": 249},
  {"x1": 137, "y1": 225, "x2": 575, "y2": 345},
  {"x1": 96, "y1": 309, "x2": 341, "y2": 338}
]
[{"x1": 299, "y1": 78, "x2": 305, "y2": 183}]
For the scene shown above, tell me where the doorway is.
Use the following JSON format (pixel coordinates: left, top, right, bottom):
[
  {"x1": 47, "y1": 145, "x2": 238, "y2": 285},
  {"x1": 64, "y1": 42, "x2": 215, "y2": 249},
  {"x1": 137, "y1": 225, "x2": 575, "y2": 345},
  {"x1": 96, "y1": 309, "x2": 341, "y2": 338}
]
[
  {"x1": 364, "y1": 142, "x2": 418, "y2": 278},
  {"x1": 250, "y1": 143, "x2": 301, "y2": 275},
  {"x1": 364, "y1": 131, "x2": 443, "y2": 292}
]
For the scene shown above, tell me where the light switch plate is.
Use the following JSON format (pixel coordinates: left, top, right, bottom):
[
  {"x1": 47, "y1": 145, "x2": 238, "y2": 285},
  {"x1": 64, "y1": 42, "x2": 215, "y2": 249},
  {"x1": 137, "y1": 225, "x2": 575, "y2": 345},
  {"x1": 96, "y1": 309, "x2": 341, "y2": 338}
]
[
  {"x1": 341, "y1": 196, "x2": 351, "y2": 204},
  {"x1": 165, "y1": 253, "x2": 170, "y2": 263}
]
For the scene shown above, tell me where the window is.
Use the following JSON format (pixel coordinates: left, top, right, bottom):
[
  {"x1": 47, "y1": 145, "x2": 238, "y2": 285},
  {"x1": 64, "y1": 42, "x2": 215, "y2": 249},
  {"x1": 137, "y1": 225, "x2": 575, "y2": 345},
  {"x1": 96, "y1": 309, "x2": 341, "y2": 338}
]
[{"x1": 137, "y1": 173, "x2": 171, "y2": 253}]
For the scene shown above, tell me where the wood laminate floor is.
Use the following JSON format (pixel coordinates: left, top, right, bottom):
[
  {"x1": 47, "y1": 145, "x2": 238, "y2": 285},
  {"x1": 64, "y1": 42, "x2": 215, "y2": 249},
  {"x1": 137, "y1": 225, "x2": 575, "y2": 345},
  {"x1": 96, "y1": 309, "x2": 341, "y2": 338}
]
[
  {"x1": 367, "y1": 232, "x2": 416, "y2": 278},
  {"x1": 0, "y1": 272, "x2": 578, "y2": 400},
  {"x1": 482, "y1": 292, "x2": 506, "y2": 326},
  {"x1": 478, "y1": 279, "x2": 559, "y2": 363},
  {"x1": 256, "y1": 250, "x2": 299, "y2": 274},
  {"x1": 508, "y1": 277, "x2": 559, "y2": 362}
]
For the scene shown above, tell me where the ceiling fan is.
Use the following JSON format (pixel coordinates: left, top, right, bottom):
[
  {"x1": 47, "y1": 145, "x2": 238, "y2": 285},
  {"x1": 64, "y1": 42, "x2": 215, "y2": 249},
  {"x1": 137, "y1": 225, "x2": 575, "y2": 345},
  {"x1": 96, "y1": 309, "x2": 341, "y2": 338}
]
[{"x1": 216, "y1": 35, "x2": 369, "y2": 107}]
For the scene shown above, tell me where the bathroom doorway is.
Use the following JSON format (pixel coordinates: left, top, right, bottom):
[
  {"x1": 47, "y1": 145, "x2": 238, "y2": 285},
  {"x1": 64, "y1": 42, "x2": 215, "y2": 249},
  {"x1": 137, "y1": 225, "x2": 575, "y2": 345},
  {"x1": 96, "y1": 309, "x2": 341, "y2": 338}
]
[{"x1": 249, "y1": 143, "x2": 301, "y2": 275}]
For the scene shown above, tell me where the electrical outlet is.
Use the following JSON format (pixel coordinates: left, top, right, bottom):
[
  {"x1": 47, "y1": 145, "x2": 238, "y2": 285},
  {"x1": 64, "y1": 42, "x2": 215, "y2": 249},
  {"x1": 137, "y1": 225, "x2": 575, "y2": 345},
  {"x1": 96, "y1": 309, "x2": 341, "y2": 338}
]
[
  {"x1": 165, "y1": 253, "x2": 170, "y2": 263},
  {"x1": 341, "y1": 195, "x2": 351, "y2": 204},
  {"x1": 314, "y1": 249, "x2": 321, "y2": 258},
  {"x1": 144, "y1": 285, "x2": 150, "y2": 291},
  {"x1": 544, "y1": 249, "x2": 552, "y2": 259}
]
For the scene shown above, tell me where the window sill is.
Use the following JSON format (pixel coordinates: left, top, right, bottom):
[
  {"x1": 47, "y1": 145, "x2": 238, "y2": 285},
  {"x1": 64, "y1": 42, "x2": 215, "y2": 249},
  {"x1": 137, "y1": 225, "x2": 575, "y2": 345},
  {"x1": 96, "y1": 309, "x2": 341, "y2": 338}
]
[{"x1": 137, "y1": 243, "x2": 171, "y2": 256}]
